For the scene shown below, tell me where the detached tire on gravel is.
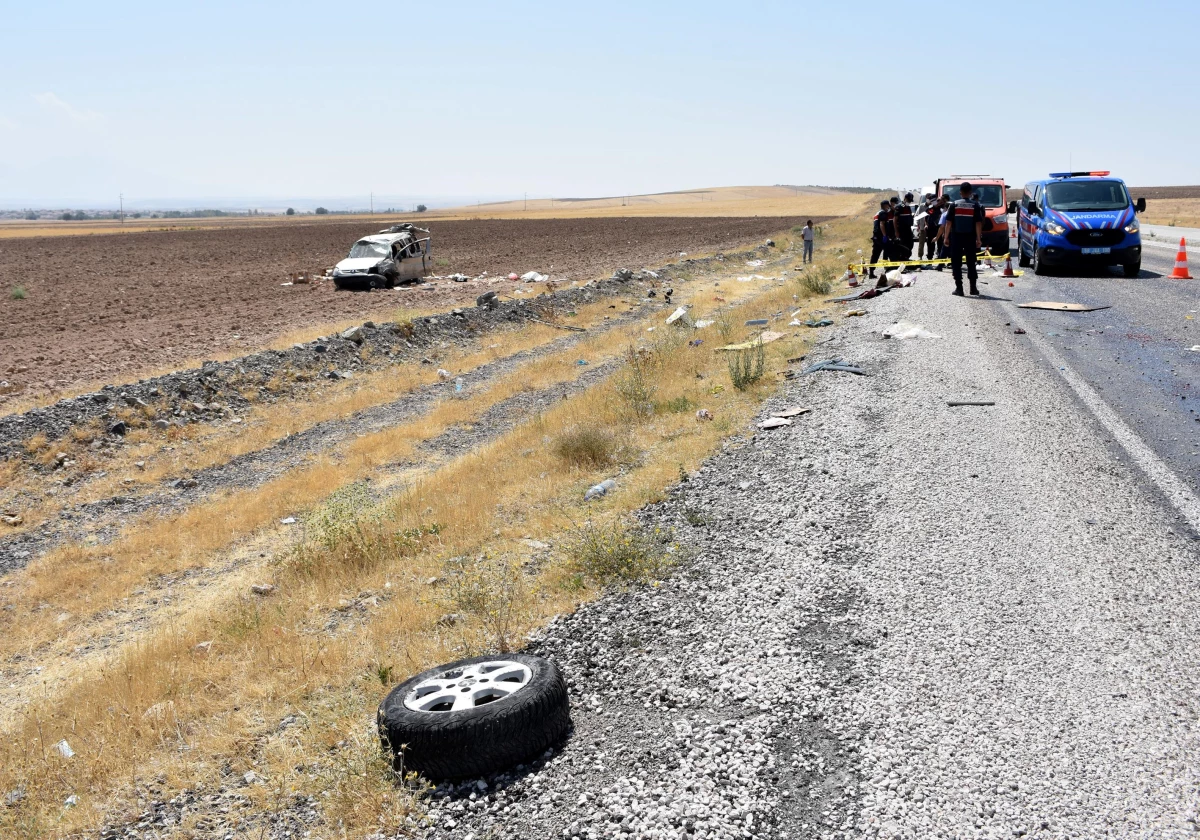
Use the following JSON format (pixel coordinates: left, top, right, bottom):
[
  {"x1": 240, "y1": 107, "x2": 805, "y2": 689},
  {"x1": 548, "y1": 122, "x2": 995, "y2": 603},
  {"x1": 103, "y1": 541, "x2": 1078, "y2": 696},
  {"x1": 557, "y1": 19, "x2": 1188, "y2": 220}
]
[{"x1": 377, "y1": 653, "x2": 570, "y2": 779}]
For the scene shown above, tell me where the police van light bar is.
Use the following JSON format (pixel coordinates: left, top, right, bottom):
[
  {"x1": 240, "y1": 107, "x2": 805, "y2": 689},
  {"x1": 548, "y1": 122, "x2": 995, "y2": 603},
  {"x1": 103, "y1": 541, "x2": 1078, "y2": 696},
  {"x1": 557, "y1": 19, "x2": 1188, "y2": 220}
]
[{"x1": 1049, "y1": 171, "x2": 1110, "y2": 178}]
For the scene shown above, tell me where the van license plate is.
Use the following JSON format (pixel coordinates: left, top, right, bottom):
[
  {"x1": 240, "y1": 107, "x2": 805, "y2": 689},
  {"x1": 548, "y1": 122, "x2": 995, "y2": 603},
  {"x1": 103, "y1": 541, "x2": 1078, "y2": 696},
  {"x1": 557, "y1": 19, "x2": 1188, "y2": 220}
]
[{"x1": 1082, "y1": 247, "x2": 1110, "y2": 255}]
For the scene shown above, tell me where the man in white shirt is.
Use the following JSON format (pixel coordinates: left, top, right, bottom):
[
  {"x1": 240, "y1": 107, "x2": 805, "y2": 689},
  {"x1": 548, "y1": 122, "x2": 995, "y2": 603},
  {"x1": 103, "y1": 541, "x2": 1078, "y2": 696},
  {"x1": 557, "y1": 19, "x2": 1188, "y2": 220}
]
[{"x1": 800, "y1": 220, "x2": 815, "y2": 264}]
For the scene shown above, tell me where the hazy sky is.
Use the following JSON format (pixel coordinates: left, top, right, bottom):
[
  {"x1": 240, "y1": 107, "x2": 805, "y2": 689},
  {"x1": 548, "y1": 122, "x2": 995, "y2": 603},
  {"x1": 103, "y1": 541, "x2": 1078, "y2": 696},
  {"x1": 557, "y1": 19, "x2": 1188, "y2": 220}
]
[{"x1": 2, "y1": 0, "x2": 1195, "y2": 207}]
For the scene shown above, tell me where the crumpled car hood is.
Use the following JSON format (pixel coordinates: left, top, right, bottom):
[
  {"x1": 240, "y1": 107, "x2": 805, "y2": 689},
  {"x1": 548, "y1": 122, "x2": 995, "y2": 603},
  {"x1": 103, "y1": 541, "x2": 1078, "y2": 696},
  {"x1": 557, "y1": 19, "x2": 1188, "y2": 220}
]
[{"x1": 335, "y1": 257, "x2": 383, "y2": 273}]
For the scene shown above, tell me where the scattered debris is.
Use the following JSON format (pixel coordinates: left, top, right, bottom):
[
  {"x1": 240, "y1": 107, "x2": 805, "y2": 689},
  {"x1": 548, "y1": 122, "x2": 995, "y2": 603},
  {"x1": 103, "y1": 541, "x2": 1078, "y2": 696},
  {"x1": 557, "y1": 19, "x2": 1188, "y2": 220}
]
[
  {"x1": 64, "y1": 794, "x2": 78, "y2": 808},
  {"x1": 693, "y1": 319, "x2": 714, "y2": 329},
  {"x1": 1017, "y1": 301, "x2": 1112, "y2": 312},
  {"x1": 437, "y1": 613, "x2": 464, "y2": 627},
  {"x1": 54, "y1": 740, "x2": 75, "y2": 759},
  {"x1": 803, "y1": 358, "x2": 865, "y2": 376},
  {"x1": 341, "y1": 325, "x2": 365, "y2": 344},
  {"x1": 521, "y1": 271, "x2": 549, "y2": 283},
  {"x1": 771, "y1": 406, "x2": 810, "y2": 419},
  {"x1": 695, "y1": 409, "x2": 714, "y2": 422},
  {"x1": 448, "y1": 273, "x2": 470, "y2": 283},
  {"x1": 804, "y1": 318, "x2": 834, "y2": 328},
  {"x1": 1190, "y1": 345, "x2": 1200, "y2": 352},
  {"x1": 757, "y1": 417, "x2": 792, "y2": 430},
  {"x1": 476, "y1": 290, "x2": 499, "y2": 309},
  {"x1": 194, "y1": 640, "x2": 214, "y2": 654},
  {"x1": 1014, "y1": 328, "x2": 1027, "y2": 335},
  {"x1": 142, "y1": 700, "x2": 176, "y2": 720},
  {"x1": 665, "y1": 307, "x2": 689, "y2": 325},
  {"x1": 108, "y1": 420, "x2": 127, "y2": 436},
  {"x1": 745, "y1": 318, "x2": 769, "y2": 326},
  {"x1": 437, "y1": 369, "x2": 452, "y2": 381},
  {"x1": 845, "y1": 309, "x2": 867, "y2": 317},
  {"x1": 280, "y1": 517, "x2": 297, "y2": 525},
  {"x1": 717, "y1": 331, "x2": 784, "y2": 352},
  {"x1": 251, "y1": 583, "x2": 276, "y2": 596},
  {"x1": 947, "y1": 400, "x2": 995, "y2": 407},
  {"x1": 745, "y1": 259, "x2": 766, "y2": 267},
  {"x1": 585, "y1": 478, "x2": 617, "y2": 501},
  {"x1": 882, "y1": 321, "x2": 940, "y2": 340}
]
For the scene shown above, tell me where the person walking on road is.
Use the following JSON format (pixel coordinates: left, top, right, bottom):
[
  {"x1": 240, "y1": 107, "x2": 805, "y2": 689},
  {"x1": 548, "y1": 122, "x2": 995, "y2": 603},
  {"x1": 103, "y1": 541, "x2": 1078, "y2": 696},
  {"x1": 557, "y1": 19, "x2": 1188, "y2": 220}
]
[
  {"x1": 800, "y1": 220, "x2": 815, "y2": 264},
  {"x1": 948, "y1": 182, "x2": 985, "y2": 296},
  {"x1": 869, "y1": 200, "x2": 891, "y2": 279}
]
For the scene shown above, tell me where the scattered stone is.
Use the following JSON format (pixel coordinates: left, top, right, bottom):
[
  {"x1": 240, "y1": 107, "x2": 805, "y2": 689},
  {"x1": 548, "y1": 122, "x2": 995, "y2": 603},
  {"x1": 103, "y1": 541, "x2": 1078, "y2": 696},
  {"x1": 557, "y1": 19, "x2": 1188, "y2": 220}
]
[
  {"x1": 341, "y1": 325, "x2": 365, "y2": 344},
  {"x1": 1, "y1": 515, "x2": 22, "y2": 527},
  {"x1": 53, "y1": 739, "x2": 75, "y2": 759},
  {"x1": 108, "y1": 420, "x2": 127, "y2": 436},
  {"x1": 437, "y1": 613, "x2": 464, "y2": 627},
  {"x1": 250, "y1": 583, "x2": 275, "y2": 596},
  {"x1": 154, "y1": 419, "x2": 170, "y2": 430},
  {"x1": 193, "y1": 640, "x2": 214, "y2": 654}
]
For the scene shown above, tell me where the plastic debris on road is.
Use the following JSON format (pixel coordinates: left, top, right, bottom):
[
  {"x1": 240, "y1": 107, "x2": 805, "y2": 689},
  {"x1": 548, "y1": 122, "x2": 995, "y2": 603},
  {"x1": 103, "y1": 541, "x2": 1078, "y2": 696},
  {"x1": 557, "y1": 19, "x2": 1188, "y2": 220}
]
[
  {"x1": 54, "y1": 740, "x2": 75, "y2": 759},
  {"x1": 802, "y1": 358, "x2": 865, "y2": 376},
  {"x1": 882, "y1": 321, "x2": 940, "y2": 340},
  {"x1": 693, "y1": 319, "x2": 714, "y2": 329},
  {"x1": 585, "y1": 478, "x2": 616, "y2": 501},
  {"x1": 745, "y1": 259, "x2": 766, "y2": 267},
  {"x1": 521, "y1": 271, "x2": 548, "y2": 283}
]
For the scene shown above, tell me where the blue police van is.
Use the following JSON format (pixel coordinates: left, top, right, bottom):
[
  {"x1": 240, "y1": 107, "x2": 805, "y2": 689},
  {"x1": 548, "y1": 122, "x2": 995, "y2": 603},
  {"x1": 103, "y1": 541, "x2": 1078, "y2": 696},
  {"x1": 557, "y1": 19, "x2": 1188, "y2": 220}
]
[{"x1": 1013, "y1": 172, "x2": 1146, "y2": 277}]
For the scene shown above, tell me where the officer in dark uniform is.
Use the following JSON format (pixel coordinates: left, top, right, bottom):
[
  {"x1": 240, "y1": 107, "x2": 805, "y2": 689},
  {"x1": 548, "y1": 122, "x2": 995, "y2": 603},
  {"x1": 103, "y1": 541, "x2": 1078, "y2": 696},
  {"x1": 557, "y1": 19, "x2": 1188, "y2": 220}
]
[
  {"x1": 868, "y1": 199, "x2": 891, "y2": 279},
  {"x1": 949, "y1": 181, "x2": 985, "y2": 296},
  {"x1": 893, "y1": 192, "x2": 915, "y2": 261}
]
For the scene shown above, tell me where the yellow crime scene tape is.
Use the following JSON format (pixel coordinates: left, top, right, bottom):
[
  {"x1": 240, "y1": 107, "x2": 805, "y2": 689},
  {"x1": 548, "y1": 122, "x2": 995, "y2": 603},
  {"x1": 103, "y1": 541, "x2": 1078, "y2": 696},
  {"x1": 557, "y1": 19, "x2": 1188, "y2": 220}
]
[{"x1": 848, "y1": 252, "x2": 1023, "y2": 276}]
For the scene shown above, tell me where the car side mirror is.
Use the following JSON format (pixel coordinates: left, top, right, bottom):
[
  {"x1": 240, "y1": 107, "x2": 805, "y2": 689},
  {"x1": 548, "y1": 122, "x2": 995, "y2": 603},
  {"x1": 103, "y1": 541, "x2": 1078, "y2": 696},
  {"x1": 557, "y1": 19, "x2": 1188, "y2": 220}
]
[
  {"x1": 1007, "y1": 201, "x2": 1018, "y2": 214},
  {"x1": 1135, "y1": 197, "x2": 1146, "y2": 213}
]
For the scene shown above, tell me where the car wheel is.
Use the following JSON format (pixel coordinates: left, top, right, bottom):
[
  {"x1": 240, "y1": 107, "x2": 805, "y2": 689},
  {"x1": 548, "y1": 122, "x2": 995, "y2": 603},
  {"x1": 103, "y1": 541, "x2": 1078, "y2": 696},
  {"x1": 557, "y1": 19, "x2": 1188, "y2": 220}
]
[
  {"x1": 1018, "y1": 244, "x2": 1031, "y2": 267},
  {"x1": 1032, "y1": 246, "x2": 1051, "y2": 276},
  {"x1": 367, "y1": 277, "x2": 379, "y2": 290},
  {"x1": 1123, "y1": 260, "x2": 1141, "y2": 278},
  {"x1": 377, "y1": 653, "x2": 570, "y2": 780}
]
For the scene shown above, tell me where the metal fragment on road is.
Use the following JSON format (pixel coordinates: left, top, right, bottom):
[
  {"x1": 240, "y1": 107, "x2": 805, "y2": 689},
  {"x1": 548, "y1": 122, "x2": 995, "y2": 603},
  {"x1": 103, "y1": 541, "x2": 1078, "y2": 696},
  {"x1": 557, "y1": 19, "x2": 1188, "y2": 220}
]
[
  {"x1": 947, "y1": 401, "x2": 996, "y2": 407},
  {"x1": 1017, "y1": 301, "x2": 1112, "y2": 312}
]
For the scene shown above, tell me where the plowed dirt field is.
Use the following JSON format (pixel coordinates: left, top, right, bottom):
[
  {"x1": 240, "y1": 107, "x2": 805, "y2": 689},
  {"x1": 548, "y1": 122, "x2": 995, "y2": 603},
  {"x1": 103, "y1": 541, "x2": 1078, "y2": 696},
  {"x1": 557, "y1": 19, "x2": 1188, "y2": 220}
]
[{"x1": 0, "y1": 216, "x2": 812, "y2": 408}]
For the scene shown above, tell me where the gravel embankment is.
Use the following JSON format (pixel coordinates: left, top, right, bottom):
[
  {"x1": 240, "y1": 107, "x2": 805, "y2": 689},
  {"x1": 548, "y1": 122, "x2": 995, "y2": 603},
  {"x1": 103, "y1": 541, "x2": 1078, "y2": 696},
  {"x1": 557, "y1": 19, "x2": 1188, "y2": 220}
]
[{"x1": 418, "y1": 269, "x2": 1200, "y2": 839}]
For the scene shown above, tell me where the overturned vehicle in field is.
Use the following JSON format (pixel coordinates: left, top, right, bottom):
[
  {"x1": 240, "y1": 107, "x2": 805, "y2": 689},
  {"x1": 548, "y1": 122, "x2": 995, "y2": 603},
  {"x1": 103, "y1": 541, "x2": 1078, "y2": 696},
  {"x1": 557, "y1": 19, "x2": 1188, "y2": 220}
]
[{"x1": 332, "y1": 223, "x2": 431, "y2": 290}]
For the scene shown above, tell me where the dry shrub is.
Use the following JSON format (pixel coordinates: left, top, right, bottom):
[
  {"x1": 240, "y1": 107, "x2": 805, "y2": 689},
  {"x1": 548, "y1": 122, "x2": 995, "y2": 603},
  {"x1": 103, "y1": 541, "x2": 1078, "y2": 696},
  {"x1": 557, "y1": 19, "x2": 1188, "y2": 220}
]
[
  {"x1": 727, "y1": 340, "x2": 766, "y2": 390},
  {"x1": 564, "y1": 520, "x2": 675, "y2": 584},
  {"x1": 554, "y1": 425, "x2": 621, "y2": 469},
  {"x1": 442, "y1": 554, "x2": 530, "y2": 653},
  {"x1": 800, "y1": 265, "x2": 835, "y2": 297}
]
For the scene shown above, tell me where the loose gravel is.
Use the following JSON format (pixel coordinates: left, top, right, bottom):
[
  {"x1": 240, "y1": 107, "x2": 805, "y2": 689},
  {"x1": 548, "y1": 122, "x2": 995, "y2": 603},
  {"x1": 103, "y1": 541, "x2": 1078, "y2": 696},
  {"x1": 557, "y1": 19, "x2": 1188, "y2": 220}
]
[{"x1": 417, "y1": 270, "x2": 1200, "y2": 839}]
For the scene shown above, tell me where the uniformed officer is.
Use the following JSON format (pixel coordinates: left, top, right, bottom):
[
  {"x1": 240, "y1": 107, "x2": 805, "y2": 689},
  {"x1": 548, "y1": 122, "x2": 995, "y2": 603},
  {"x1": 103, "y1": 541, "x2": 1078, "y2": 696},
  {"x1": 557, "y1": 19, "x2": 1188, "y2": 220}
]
[
  {"x1": 949, "y1": 182, "x2": 985, "y2": 296},
  {"x1": 917, "y1": 193, "x2": 938, "y2": 262},
  {"x1": 893, "y1": 192, "x2": 915, "y2": 261},
  {"x1": 868, "y1": 199, "x2": 891, "y2": 279}
]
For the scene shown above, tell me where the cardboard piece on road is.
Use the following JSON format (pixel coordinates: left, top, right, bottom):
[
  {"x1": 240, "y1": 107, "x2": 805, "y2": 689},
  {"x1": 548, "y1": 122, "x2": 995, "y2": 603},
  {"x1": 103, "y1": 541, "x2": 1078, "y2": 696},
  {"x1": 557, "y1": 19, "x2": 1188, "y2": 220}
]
[
  {"x1": 1017, "y1": 301, "x2": 1112, "y2": 312},
  {"x1": 717, "y1": 331, "x2": 785, "y2": 352},
  {"x1": 771, "y1": 406, "x2": 811, "y2": 419}
]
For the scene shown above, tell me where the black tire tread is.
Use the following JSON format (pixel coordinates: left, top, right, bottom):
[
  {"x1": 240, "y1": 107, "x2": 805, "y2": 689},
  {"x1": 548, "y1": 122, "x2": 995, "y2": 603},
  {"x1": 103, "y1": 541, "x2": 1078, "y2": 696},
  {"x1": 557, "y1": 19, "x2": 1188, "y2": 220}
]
[{"x1": 378, "y1": 654, "x2": 570, "y2": 779}]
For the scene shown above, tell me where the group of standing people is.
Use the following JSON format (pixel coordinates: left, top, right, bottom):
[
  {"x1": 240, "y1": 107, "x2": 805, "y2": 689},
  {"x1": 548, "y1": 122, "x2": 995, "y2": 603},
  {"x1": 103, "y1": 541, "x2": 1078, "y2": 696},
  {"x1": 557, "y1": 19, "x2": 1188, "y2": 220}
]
[{"x1": 869, "y1": 183, "x2": 987, "y2": 296}]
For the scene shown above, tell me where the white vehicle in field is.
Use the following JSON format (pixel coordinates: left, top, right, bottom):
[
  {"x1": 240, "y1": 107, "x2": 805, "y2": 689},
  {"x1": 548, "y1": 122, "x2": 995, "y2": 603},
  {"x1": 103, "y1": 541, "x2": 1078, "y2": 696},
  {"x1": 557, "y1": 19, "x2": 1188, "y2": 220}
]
[{"x1": 332, "y1": 224, "x2": 431, "y2": 290}]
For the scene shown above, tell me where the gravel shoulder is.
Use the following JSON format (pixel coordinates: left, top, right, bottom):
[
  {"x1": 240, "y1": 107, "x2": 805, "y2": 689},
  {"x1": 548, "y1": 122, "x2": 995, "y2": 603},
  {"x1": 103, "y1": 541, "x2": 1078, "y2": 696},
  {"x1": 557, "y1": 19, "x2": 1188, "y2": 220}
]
[{"x1": 420, "y1": 269, "x2": 1200, "y2": 838}]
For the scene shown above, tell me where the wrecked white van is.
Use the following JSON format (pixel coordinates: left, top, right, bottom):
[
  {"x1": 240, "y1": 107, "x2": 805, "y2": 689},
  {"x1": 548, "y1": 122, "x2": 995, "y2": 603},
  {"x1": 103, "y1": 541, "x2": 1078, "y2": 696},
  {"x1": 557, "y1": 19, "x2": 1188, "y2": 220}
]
[{"x1": 332, "y1": 224, "x2": 431, "y2": 290}]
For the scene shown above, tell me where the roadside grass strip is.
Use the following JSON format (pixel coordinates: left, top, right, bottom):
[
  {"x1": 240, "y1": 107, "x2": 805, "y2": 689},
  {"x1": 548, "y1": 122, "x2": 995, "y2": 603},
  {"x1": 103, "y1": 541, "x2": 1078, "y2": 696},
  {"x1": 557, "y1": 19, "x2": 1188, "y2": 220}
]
[{"x1": 0, "y1": 221, "x2": 862, "y2": 837}]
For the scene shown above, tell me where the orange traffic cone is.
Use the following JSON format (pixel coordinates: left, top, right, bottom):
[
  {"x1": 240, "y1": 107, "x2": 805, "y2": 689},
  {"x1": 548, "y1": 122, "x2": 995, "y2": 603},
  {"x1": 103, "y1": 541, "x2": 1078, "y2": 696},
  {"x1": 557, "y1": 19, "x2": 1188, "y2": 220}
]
[
  {"x1": 1170, "y1": 237, "x2": 1193, "y2": 279},
  {"x1": 1000, "y1": 254, "x2": 1016, "y2": 277}
]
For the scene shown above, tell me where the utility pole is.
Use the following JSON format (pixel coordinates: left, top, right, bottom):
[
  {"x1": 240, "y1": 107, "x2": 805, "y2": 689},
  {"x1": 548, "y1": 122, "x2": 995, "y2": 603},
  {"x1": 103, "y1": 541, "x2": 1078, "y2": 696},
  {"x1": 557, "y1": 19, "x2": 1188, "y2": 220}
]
[
  {"x1": 524, "y1": 192, "x2": 528, "y2": 212},
  {"x1": 370, "y1": 192, "x2": 374, "y2": 214},
  {"x1": 119, "y1": 192, "x2": 124, "y2": 225}
]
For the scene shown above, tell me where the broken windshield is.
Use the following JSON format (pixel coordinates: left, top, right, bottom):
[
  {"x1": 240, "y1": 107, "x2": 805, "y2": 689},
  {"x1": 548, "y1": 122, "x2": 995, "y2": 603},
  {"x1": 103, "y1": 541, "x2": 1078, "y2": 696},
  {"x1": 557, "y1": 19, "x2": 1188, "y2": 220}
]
[
  {"x1": 941, "y1": 184, "x2": 1004, "y2": 208},
  {"x1": 348, "y1": 241, "x2": 390, "y2": 259}
]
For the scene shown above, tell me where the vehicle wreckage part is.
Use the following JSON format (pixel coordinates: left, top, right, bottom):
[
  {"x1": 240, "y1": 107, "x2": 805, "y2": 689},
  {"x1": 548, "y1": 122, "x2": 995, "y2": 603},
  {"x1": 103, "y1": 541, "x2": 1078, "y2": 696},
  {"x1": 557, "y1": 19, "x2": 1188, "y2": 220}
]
[{"x1": 377, "y1": 653, "x2": 570, "y2": 779}]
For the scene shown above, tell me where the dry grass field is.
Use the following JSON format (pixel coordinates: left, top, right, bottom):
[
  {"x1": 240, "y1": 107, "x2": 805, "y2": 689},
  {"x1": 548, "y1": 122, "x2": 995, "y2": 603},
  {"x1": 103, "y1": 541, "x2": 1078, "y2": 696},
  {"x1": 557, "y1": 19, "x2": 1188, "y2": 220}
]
[
  {"x1": 0, "y1": 186, "x2": 874, "y2": 240},
  {"x1": 0, "y1": 213, "x2": 874, "y2": 838}
]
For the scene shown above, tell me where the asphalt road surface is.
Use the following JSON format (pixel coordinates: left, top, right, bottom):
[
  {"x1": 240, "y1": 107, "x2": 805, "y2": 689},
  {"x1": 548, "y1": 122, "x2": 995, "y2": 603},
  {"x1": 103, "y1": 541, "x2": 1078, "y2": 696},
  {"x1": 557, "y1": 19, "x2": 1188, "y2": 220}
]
[{"x1": 997, "y1": 241, "x2": 1199, "y2": 497}]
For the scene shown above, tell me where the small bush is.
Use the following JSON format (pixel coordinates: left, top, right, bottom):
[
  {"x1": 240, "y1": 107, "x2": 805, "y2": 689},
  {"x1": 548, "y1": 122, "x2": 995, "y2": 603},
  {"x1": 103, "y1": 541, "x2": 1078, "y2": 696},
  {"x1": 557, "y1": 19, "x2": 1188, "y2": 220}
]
[
  {"x1": 285, "y1": 207, "x2": 295, "y2": 216},
  {"x1": 443, "y1": 554, "x2": 529, "y2": 653},
  {"x1": 800, "y1": 265, "x2": 835, "y2": 297},
  {"x1": 315, "y1": 207, "x2": 329, "y2": 215},
  {"x1": 728, "y1": 341, "x2": 766, "y2": 390},
  {"x1": 554, "y1": 425, "x2": 620, "y2": 468},
  {"x1": 654, "y1": 395, "x2": 693, "y2": 414},
  {"x1": 564, "y1": 520, "x2": 675, "y2": 584},
  {"x1": 614, "y1": 346, "x2": 659, "y2": 419},
  {"x1": 11, "y1": 286, "x2": 27, "y2": 300}
]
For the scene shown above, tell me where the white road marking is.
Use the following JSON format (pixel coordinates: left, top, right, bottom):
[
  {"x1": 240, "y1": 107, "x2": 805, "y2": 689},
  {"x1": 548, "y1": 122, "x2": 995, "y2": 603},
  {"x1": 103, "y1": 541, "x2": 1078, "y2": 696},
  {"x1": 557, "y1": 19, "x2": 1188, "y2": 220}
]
[{"x1": 1013, "y1": 316, "x2": 1200, "y2": 532}]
